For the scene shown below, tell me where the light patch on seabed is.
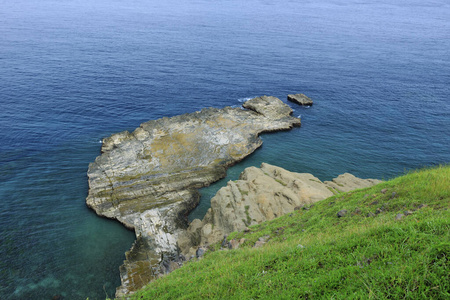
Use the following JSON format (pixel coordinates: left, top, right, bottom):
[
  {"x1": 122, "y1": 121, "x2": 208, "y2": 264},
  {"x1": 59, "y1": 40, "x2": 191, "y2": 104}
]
[{"x1": 13, "y1": 276, "x2": 61, "y2": 297}]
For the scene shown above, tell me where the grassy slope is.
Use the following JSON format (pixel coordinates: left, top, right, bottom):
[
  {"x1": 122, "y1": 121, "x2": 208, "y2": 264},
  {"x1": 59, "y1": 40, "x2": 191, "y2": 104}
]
[{"x1": 127, "y1": 166, "x2": 449, "y2": 299}]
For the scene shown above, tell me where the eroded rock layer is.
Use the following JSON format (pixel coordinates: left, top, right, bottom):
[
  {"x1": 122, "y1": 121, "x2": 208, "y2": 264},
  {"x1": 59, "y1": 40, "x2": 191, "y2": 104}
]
[
  {"x1": 178, "y1": 163, "x2": 382, "y2": 257},
  {"x1": 86, "y1": 96, "x2": 301, "y2": 296}
]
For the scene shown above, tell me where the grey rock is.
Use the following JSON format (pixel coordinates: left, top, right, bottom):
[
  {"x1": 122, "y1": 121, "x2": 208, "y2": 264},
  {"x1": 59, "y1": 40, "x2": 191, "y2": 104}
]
[
  {"x1": 337, "y1": 209, "x2": 348, "y2": 218},
  {"x1": 229, "y1": 239, "x2": 240, "y2": 250},
  {"x1": 196, "y1": 247, "x2": 206, "y2": 258},
  {"x1": 287, "y1": 94, "x2": 313, "y2": 106},
  {"x1": 168, "y1": 261, "x2": 180, "y2": 273},
  {"x1": 404, "y1": 210, "x2": 413, "y2": 216},
  {"x1": 253, "y1": 241, "x2": 266, "y2": 248},
  {"x1": 221, "y1": 236, "x2": 228, "y2": 248},
  {"x1": 396, "y1": 214, "x2": 405, "y2": 220},
  {"x1": 381, "y1": 188, "x2": 388, "y2": 194},
  {"x1": 258, "y1": 235, "x2": 271, "y2": 243}
]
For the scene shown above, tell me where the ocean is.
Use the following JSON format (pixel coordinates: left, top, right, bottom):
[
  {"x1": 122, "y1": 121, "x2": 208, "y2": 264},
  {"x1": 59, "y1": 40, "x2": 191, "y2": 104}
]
[{"x1": 0, "y1": 0, "x2": 449, "y2": 299}]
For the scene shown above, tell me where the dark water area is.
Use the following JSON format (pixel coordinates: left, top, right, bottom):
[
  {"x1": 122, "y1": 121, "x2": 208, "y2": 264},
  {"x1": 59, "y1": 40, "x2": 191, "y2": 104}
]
[{"x1": 1, "y1": 0, "x2": 449, "y2": 299}]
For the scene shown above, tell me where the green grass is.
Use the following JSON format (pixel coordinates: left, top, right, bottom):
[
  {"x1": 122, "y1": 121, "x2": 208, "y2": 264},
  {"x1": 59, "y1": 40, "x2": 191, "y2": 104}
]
[{"x1": 125, "y1": 165, "x2": 450, "y2": 299}]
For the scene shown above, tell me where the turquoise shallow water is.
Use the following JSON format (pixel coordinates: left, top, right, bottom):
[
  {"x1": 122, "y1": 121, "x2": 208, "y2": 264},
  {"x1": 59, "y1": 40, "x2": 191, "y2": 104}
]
[{"x1": 1, "y1": 0, "x2": 449, "y2": 299}]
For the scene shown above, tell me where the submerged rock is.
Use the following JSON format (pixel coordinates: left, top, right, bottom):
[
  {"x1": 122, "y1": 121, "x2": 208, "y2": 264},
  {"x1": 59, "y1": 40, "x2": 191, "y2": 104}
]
[{"x1": 86, "y1": 96, "x2": 300, "y2": 297}]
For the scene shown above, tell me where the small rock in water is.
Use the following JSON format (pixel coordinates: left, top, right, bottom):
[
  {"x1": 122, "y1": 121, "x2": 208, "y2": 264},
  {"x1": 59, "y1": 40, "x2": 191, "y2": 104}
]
[
  {"x1": 337, "y1": 209, "x2": 348, "y2": 218},
  {"x1": 287, "y1": 94, "x2": 314, "y2": 106}
]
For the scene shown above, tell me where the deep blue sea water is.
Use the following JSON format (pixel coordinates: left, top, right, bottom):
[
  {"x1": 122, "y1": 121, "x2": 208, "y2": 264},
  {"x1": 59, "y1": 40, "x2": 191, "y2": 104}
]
[{"x1": 0, "y1": 0, "x2": 449, "y2": 299}]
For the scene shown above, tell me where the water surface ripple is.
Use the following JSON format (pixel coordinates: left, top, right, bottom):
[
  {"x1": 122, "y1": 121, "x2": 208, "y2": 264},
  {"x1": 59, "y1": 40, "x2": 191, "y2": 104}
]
[{"x1": 0, "y1": 0, "x2": 449, "y2": 299}]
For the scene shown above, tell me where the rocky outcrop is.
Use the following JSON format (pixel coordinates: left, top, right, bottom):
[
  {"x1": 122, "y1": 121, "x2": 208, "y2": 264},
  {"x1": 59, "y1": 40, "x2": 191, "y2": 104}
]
[
  {"x1": 178, "y1": 163, "x2": 382, "y2": 257},
  {"x1": 287, "y1": 93, "x2": 313, "y2": 106},
  {"x1": 324, "y1": 173, "x2": 381, "y2": 193},
  {"x1": 86, "y1": 96, "x2": 300, "y2": 297}
]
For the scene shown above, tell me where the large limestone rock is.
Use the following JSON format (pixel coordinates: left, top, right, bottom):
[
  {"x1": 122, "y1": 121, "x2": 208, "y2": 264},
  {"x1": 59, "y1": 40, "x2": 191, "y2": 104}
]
[
  {"x1": 86, "y1": 96, "x2": 300, "y2": 296},
  {"x1": 178, "y1": 163, "x2": 381, "y2": 256}
]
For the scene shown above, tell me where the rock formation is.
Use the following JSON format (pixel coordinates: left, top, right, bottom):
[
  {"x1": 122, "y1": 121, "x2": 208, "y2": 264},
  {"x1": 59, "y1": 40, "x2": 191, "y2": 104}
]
[
  {"x1": 287, "y1": 93, "x2": 313, "y2": 106},
  {"x1": 85, "y1": 96, "x2": 301, "y2": 297},
  {"x1": 178, "y1": 163, "x2": 382, "y2": 257}
]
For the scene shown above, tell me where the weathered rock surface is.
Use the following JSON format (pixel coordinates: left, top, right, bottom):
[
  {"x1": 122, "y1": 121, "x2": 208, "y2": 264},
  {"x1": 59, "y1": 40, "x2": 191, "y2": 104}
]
[
  {"x1": 178, "y1": 163, "x2": 381, "y2": 257},
  {"x1": 86, "y1": 96, "x2": 300, "y2": 297},
  {"x1": 287, "y1": 93, "x2": 313, "y2": 106},
  {"x1": 324, "y1": 173, "x2": 382, "y2": 193}
]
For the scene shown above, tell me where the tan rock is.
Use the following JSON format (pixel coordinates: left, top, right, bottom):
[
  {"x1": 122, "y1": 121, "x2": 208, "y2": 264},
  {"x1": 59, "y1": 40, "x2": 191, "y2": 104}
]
[
  {"x1": 178, "y1": 163, "x2": 382, "y2": 255},
  {"x1": 324, "y1": 173, "x2": 382, "y2": 193}
]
